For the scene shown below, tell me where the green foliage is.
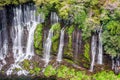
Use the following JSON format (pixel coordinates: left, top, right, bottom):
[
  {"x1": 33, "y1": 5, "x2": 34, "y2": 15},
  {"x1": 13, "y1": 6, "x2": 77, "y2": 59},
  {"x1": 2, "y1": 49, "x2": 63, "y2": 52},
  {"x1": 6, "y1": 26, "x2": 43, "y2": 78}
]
[
  {"x1": 64, "y1": 48, "x2": 73, "y2": 59},
  {"x1": 67, "y1": 25, "x2": 75, "y2": 35},
  {"x1": 0, "y1": 0, "x2": 30, "y2": 6},
  {"x1": 44, "y1": 65, "x2": 56, "y2": 77},
  {"x1": 29, "y1": 67, "x2": 41, "y2": 75},
  {"x1": 81, "y1": 26, "x2": 91, "y2": 40},
  {"x1": 34, "y1": 23, "x2": 43, "y2": 55},
  {"x1": 74, "y1": 10, "x2": 87, "y2": 28},
  {"x1": 67, "y1": 25, "x2": 75, "y2": 48},
  {"x1": 102, "y1": 20, "x2": 120, "y2": 56},
  {"x1": 51, "y1": 23, "x2": 61, "y2": 53},
  {"x1": 57, "y1": 65, "x2": 91, "y2": 80},
  {"x1": 57, "y1": 65, "x2": 75, "y2": 79},
  {"x1": 22, "y1": 59, "x2": 41, "y2": 75},
  {"x1": 106, "y1": 21, "x2": 120, "y2": 35},
  {"x1": 84, "y1": 42, "x2": 90, "y2": 62},
  {"x1": 90, "y1": 0, "x2": 98, "y2": 6},
  {"x1": 0, "y1": 0, "x2": 11, "y2": 6},
  {"x1": 93, "y1": 71, "x2": 119, "y2": 80},
  {"x1": 64, "y1": 59, "x2": 74, "y2": 64},
  {"x1": 43, "y1": 65, "x2": 120, "y2": 80},
  {"x1": 51, "y1": 23, "x2": 61, "y2": 31},
  {"x1": 100, "y1": 9, "x2": 110, "y2": 25},
  {"x1": 22, "y1": 59, "x2": 30, "y2": 70}
]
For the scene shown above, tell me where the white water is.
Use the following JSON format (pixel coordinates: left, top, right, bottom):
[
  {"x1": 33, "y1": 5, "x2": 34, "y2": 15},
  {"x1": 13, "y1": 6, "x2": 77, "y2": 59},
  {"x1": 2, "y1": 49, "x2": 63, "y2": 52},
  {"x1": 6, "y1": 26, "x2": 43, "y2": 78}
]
[
  {"x1": 90, "y1": 35, "x2": 97, "y2": 72},
  {"x1": 97, "y1": 29, "x2": 103, "y2": 65},
  {"x1": 43, "y1": 29, "x2": 53, "y2": 66},
  {"x1": 0, "y1": 9, "x2": 8, "y2": 70},
  {"x1": 50, "y1": 12, "x2": 59, "y2": 24},
  {"x1": 112, "y1": 56, "x2": 115, "y2": 70},
  {"x1": 75, "y1": 31, "x2": 79, "y2": 59},
  {"x1": 42, "y1": 12, "x2": 58, "y2": 66},
  {"x1": 6, "y1": 4, "x2": 44, "y2": 75},
  {"x1": 56, "y1": 28, "x2": 65, "y2": 62}
]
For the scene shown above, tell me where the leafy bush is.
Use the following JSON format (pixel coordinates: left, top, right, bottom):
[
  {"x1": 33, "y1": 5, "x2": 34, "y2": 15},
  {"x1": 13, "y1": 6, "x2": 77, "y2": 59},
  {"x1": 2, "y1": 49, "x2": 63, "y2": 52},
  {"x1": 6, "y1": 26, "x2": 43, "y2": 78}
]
[
  {"x1": 51, "y1": 23, "x2": 61, "y2": 42},
  {"x1": 93, "y1": 71, "x2": 119, "y2": 80},
  {"x1": 84, "y1": 42, "x2": 90, "y2": 62},
  {"x1": 57, "y1": 65, "x2": 75, "y2": 79},
  {"x1": 102, "y1": 20, "x2": 120, "y2": 56},
  {"x1": 44, "y1": 65, "x2": 56, "y2": 77},
  {"x1": 51, "y1": 23, "x2": 61, "y2": 53},
  {"x1": 34, "y1": 23, "x2": 43, "y2": 55},
  {"x1": 43, "y1": 65, "x2": 120, "y2": 80},
  {"x1": 67, "y1": 25, "x2": 75, "y2": 48}
]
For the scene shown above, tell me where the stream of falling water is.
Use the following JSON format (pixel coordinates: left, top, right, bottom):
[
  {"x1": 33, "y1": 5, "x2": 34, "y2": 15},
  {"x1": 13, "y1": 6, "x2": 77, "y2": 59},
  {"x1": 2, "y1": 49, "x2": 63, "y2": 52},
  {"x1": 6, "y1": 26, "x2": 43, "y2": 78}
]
[
  {"x1": 0, "y1": 9, "x2": 8, "y2": 70},
  {"x1": 6, "y1": 4, "x2": 44, "y2": 75},
  {"x1": 43, "y1": 29, "x2": 53, "y2": 67},
  {"x1": 75, "y1": 31, "x2": 79, "y2": 60},
  {"x1": 56, "y1": 28, "x2": 65, "y2": 62},
  {"x1": 90, "y1": 35, "x2": 97, "y2": 72},
  {"x1": 50, "y1": 12, "x2": 59, "y2": 24},
  {"x1": 43, "y1": 12, "x2": 58, "y2": 66},
  {"x1": 97, "y1": 29, "x2": 103, "y2": 65}
]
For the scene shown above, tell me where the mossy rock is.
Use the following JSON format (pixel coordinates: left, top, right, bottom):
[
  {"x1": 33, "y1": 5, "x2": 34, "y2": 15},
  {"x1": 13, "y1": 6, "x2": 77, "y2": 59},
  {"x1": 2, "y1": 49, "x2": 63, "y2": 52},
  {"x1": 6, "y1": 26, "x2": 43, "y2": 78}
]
[
  {"x1": 34, "y1": 23, "x2": 43, "y2": 56},
  {"x1": 22, "y1": 59, "x2": 30, "y2": 70},
  {"x1": 52, "y1": 41, "x2": 59, "y2": 54},
  {"x1": 64, "y1": 47, "x2": 73, "y2": 59}
]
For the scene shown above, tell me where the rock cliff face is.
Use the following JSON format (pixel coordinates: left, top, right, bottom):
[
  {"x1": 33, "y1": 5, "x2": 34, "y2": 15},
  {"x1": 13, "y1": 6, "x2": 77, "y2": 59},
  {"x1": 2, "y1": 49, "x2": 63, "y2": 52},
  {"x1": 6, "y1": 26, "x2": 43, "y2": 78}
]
[{"x1": 0, "y1": 2, "x2": 109, "y2": 76}]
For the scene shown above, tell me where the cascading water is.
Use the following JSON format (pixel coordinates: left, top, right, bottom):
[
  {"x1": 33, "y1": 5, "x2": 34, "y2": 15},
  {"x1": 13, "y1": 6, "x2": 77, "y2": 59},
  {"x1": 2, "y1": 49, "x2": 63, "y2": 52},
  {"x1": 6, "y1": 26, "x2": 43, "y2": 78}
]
[
  {"x1": 43, "y1": 12, "x2": 58, "y2": 66},
  {"x1": 56, "y1": 28, "x2": 65, "y2": 62},
  {"x1": 50, "y1": 12, "x2": 59, "y2": 24},
  {"x1": 43, "y1": 29, "x2": 53, "y2": 66},
  {"x1": 0, "y1": 9, "x2": 8, "y2": 70},
  {"x1": 75, "y1": 31, "x2": 79, "y2": 60},
  {"x1": 112, "y1": 56, "x2": 115, "y2": 70},
  {"x1": 90, "y1": 35, "x2": 97, "y2": 72},
  {"x1": 97, "y1": 29, "x2": 103, "y2": 65},
  {"x1": 6, "y1": 4, "x2": 44, "y2": 76}
]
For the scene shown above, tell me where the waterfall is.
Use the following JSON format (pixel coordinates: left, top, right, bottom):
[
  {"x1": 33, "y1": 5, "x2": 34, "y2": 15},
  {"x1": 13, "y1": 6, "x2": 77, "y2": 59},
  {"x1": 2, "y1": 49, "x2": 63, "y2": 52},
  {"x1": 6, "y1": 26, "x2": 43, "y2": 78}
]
[
  {"x1": 97, "y1": 29, "x2": 103, "y2": 64},
  {"x1": 42, "y1": 12, "x2": 58, "y2": 66},
  {"x1": 90, "y1": 35, "x2": 97, "y2": 72},
  {"x1": 75, "y1": 31, "x2": 79, "y2": 60},
  {"x1": 6, "y1": 4, "x2": 44, "y2": 76},
  {"x1": 0, "y1": 9, "x2": 8, "y2": 70},
  {"x1": 112, "y1": 56, "x2": 115, "y2": 70},
  {"x1": 56, "y1": 28, "x2": 65, "y2": 62},
  {"x1": 111, "y1": 55, "x2": 120, "y2": 74},
  {"x1": 50, "y1": 12, "x2": 59, "y2": 24},
  {"x1": 43, "y1": 29, "x2": 53, "y2": 66}
]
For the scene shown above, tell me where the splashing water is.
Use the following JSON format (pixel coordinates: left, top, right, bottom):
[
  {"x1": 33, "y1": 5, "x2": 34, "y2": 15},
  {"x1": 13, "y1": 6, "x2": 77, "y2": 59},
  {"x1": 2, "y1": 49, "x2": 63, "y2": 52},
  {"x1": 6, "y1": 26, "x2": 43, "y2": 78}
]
[
  {"x1": 0, "y1": 9, "x2": 8, "y2": 70},
  {"x1": 6, "y1": 4, "x2": 44, "y2": 76}
]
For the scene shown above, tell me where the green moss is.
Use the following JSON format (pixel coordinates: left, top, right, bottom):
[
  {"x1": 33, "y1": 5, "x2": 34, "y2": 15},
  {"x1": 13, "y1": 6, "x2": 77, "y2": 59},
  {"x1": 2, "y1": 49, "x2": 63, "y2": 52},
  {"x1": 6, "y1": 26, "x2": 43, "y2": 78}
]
[
  {"x1": 29, "y1": 67, "x2": 41, "y2": 75},
  {"x1": 67, "y1": 25, "x2": 75, "y2": 48},
  {"x1": 64, "y1": 59, "x2": 74, "y2": 64},
  {"x1": 84, "y1": 42, "x2": 90, "y2": 62},
  {"x1": 52, "y1": 41, "x2": 59, "y2": 53},
  {"x1": 0, "y1": 0, "x2": 31, "y2": 6},
  {"x1": 34, "y1": 23, "x2": 43, "y2": 56},
  {"x1": 93, "y1": 71, "x2": 119, "y2": 80},
  {"x1": 51, "y1": 23, "x2": 61, "y2": 53},
  {"x1": 43, "y1": 65, "x2": 119, "y2": 80},
  {"x1": 22, "y1": 59, "x2": 30, "y2": 70},
  {"x1": 44, "y1": 65, "x2": 56, "y2": 77},
  {"x1": 64, "y1": 46, "x2": 73, "y2": 59}
]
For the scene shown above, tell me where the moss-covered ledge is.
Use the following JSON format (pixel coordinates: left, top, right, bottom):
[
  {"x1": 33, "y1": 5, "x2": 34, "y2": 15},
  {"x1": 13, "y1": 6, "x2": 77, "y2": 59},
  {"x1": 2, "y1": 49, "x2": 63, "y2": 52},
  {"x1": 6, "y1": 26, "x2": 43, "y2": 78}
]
[{"x1": 0, "y1": 0, "x2": 32, "y2": 7}]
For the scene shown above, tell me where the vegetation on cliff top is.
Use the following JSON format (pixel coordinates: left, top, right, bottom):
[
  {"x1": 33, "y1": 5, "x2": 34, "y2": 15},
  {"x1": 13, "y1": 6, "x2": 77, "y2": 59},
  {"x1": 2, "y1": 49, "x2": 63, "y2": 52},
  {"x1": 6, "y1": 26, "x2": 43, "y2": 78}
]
[{"x1": 33, "y1": 0, "x2": 120, "y2": 57}]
